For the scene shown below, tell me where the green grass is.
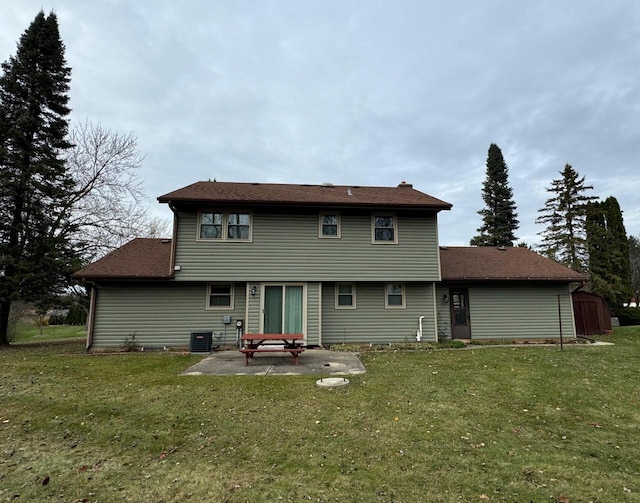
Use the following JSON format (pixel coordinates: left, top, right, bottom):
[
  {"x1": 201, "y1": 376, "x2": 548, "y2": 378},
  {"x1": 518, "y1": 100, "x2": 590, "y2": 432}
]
[
  {"x1": 11, "y1": 322, "x2": 86, "y2": 343},
  {"x1": 1, "y1": 329, "x2": 640, "y2": 502}
]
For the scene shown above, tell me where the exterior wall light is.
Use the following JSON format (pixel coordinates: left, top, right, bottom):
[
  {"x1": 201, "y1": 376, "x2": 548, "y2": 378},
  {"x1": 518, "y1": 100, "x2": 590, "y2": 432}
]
[
  {"x1": 443, "y1": 294, "x2": 449, "y2": 304},
  {"x1": 250, "y1": 285, "x2": 257, "y2": 296}
]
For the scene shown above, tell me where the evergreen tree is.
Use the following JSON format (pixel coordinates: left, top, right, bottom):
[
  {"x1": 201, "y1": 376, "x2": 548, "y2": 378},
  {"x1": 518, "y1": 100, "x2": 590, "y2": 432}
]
[
  {"x1": 629, "y1": 235, "x2": 640, "y2": 308},
  {"x1": 586, "y1": 197, "x2": 634, "y2": 312},
  {"x1": 470, "y1": 144, "x2": 519, "y2": 246},
  {"x1": 0, "y1": 12, "x2": 76, "y2": 345},
  {"x1": 536, "y1": 164, "x2": 597, "y2": 272}
]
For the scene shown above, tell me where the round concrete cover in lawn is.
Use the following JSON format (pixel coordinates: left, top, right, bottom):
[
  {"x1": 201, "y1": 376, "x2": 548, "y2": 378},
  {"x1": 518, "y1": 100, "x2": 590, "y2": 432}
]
[{"x1": 316, "y1": 377, "x2": 350, "y2": 388}]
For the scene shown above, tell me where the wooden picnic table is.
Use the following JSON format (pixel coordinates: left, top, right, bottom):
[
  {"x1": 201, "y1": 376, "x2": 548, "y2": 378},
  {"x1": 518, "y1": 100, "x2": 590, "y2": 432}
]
[{"x1": 239, "y1": 333, "x2": 305, "y2": 366}]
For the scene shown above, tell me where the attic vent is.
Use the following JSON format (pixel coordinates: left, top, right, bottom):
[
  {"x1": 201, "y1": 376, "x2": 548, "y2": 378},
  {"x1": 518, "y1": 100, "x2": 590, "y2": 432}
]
[{"x1": 321, "y1": 182, "x2": 334, "y2": 188}]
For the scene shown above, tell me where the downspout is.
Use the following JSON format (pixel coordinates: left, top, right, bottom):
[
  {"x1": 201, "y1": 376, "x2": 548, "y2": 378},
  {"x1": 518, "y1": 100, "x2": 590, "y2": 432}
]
[
  {"x1": 85, "y1": 283, "x2": 97, "y2": 352},
  {"x1": 168, "y1": 202, "x2": 179, "y2": 274},
  {"x1": 416, "y1": 315, "x2": 425, "y2": 341}
]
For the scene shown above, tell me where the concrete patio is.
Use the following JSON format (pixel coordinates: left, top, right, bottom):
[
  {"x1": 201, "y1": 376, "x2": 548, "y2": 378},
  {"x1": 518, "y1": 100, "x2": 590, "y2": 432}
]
[{"x1": 181, "y1": 348, "x2": 366, "y2": 376}]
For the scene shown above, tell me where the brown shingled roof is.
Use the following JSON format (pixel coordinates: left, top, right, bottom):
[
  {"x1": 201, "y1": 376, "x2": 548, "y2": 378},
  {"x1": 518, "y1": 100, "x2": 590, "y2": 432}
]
[
  {"x1": 73, "y1": 238, "x2": 173, "y2": 281},
  {"x1": 440, "y1": 246, "x2": 588, "y2": 282},
  {"x1": 158, "y1": 181, "x2": 452, "y2": 210}
]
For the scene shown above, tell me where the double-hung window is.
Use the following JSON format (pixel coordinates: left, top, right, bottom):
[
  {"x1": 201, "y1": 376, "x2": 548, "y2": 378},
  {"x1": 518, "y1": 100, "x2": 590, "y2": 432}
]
[
  {"x1": 335, "y1": 283, "x2": 356, "y2": 309},
  {"x1": 199, "y1": 211, "x2": 252, "y2": 241},
  {"x1": 319, "y1": 212, "x2": 340, "y2": 238},
  {"x1": 372, "y1": 215, "x2": 397, "y2": 243},
  {"x1": 207, "y1": 284, "x2": 234, "y2": 310},
  {"x1": 200, "y1": 212, "x2": 223, "y2": 239},
  {"x1": 227, "y1": 212, "x2": 251, "y2": 239},
  {"x1": 385, "y1": 283, "x2": 405, "y2": 308}
]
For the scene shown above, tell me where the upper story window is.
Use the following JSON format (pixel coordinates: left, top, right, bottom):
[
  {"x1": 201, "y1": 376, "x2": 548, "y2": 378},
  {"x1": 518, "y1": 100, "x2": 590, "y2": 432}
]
[
  {"x1": 335, "y1": 283, "x2": 356, "y2": 309},
  {"x1": 319, "y1": 212, "x2": 341, "y2": 238},
  {"x1": 200, "y1": 212, "x2": 223, "y2": 239},
  {"x1": 372, "y1": 215, "x2": 397, "y2": 244},
  {"x1": 199, "y1": 211, "x2": 252, "y2": 241},
  {"x1": 227, "y1": 212, "x2": 251, "y2": 239},
  {"x1": 385, "y1": 283, "x2": 405, "y2": 308}
]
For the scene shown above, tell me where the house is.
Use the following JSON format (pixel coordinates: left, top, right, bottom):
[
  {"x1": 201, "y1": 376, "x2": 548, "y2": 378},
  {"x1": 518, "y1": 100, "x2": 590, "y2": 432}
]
[{"x1": 73, "y1": 181, "x2": 587, "y2": 349}]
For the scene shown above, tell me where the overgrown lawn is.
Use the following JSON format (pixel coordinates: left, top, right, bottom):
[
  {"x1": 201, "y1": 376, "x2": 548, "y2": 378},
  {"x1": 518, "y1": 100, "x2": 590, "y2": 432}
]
[{"x1": 1, "y1": 328, "x2": 639, "y2": 502}]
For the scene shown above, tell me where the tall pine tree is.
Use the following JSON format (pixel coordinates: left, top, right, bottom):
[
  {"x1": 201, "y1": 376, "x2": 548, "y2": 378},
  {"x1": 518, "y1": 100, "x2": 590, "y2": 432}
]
[
  {"x1": 0, "y1": 11, "x2": 77, "y2": 345},
  {"x1": 470, "y1": 143, "x2": 519, "y2": 246},
  {"x1": 629, "y1": 235, "x2": 640, "y2": 308},
  {"x1": 586, "y1": 197, "x2": 634, "y2": 313},
  {"x1": 536, "y1": 164, "x2": 597, "y2": 272}
]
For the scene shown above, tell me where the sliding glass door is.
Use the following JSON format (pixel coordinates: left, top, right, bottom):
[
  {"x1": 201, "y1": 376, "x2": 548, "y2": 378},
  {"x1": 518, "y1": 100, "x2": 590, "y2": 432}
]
[{"x1": 263, "y1": 285, "x2": 304, "y2": 334}]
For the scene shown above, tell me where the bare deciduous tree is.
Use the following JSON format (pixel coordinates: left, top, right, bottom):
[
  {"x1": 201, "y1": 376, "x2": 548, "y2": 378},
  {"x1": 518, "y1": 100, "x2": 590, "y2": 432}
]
[{"x1": 65, "y1": 121, "x2": 170, "y2": 262}]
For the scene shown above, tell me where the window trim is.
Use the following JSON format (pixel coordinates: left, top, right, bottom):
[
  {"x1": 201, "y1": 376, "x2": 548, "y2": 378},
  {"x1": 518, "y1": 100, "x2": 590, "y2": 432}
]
[
  {"x1": 319, "y1": 212, "x2": 341, "y2": 238},
  {"x1": 206, "y1": 283, "x2": 235, "y2": 310},
  {"x1": 197, "y1": 210, "x2": 253, "y2": 242},
  {"x1": 384, "y1": 283, "x2": 405, "y2": 309},
  {"x1": 335, "y1": 283, "x2": 356, "y2": 309},
  {"x1": 371, "y1": 214, "x2": 398, "y2": 244}
]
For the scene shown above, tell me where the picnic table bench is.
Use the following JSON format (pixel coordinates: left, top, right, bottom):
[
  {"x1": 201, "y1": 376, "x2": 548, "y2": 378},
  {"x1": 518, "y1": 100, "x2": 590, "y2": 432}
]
[{"x1": 240, "y1": 333, "x2": 305, "y2": 366}]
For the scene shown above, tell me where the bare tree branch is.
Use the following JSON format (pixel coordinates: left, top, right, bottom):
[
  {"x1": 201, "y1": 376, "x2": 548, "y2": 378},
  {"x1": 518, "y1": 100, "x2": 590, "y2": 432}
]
[{"x1": 65, "y1": 120, "x2": 171, "y2": 262}]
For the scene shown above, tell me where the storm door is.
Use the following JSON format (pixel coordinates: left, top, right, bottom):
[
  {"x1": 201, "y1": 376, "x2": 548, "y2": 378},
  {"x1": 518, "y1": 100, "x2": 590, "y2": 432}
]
[
  {"x1": 263, "y1": 285, "x2": 304, "y2": 334},
  {"x1": 450, "y1": 288, "x2": 471, "y2": 339}
]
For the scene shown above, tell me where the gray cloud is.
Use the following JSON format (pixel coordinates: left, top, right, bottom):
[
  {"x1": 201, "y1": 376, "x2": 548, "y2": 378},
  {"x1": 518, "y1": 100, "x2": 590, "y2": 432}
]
[{"x1": 2, "y1": 0, "x2": 639, "y2": 245}]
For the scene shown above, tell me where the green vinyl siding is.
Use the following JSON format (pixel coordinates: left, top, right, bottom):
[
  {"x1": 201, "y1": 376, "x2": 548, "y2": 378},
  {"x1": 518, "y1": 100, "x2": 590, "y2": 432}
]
[
  {"x1": 437, "y1": 283, "x2": 577, "y2": 340},
  {"x1": 307, "y1": 283, "x2": 320, "y2": 346},
  {"x1": 321, "y1": 282, "x2": 436, "y2": 345},
  {"x1": 435, "y1": 286, "x2": 451, "y2": 340},
  {"x1": 173, "y1": 210, "x2": 440, "y2": 282},
  {"x1": 91, "y1": 282, "x2": 246, "y2": 348}
]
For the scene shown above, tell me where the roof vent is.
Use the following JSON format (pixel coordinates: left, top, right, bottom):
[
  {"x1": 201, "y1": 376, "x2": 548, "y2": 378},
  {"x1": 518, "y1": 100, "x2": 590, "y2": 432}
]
[
  {"x1": 161, "y1": 239, "x2": 170, "y2": 244},
  {"x1": 321, "y1": 182, "x2": 334, "y2": 188},
  {"x1": 498, "y1": 246, "x2": 507, "y2": 251},
  {"x1": 398, "y1": 181, "x2": 413, "y2": 188}
]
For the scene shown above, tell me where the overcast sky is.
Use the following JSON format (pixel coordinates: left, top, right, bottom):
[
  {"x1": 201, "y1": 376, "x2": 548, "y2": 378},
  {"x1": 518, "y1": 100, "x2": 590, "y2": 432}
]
[{"x1": 2, "y1": 1, "x2": 639, "y2": 246}]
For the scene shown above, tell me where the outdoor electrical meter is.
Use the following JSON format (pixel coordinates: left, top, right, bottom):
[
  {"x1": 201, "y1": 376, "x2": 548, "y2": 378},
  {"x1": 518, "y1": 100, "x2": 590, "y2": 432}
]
[{"x1": 235, "y1": 320, "x2": 244, "y2": 348}]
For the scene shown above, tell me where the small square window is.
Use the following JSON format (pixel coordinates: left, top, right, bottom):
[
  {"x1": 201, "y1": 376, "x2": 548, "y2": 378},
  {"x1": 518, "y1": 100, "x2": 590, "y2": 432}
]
[
  {"x1": 320, "y1": 213, "x2": 341, "y2": 238},
  {"x1": 335, "y1": 283, "x2": 356, "y2": 309},
  {"x1": 373, "y1": 215, "x2": 397, "y2": 243},
  {"x1": 385, "y1": 283, "x2": 405, "y2": 308},
  {"x1": 207, "y1": 284, "x2": 234, "y2": 310}
]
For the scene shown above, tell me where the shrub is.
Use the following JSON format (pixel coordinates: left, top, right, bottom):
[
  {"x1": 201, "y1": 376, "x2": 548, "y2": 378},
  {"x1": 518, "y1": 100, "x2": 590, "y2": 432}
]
[
  {"x1": 121, "y1": 333, "x2": 139, "y2": 352},
  {"x1": 64, "y1": 304, "x2": 87, "y2": 325},
  {"x1": 617, "y1": 307, "x2": 640, "y2": 326}
]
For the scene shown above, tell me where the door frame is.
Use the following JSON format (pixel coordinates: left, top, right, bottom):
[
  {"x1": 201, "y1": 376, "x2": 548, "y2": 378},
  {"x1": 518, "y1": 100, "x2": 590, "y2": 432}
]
[
  {"x1": 449, "y1": 287, "x2": 471, "y2": 339},
  {"x1": 260, "y1": 283, "x2": 307, "y2": 340}
]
